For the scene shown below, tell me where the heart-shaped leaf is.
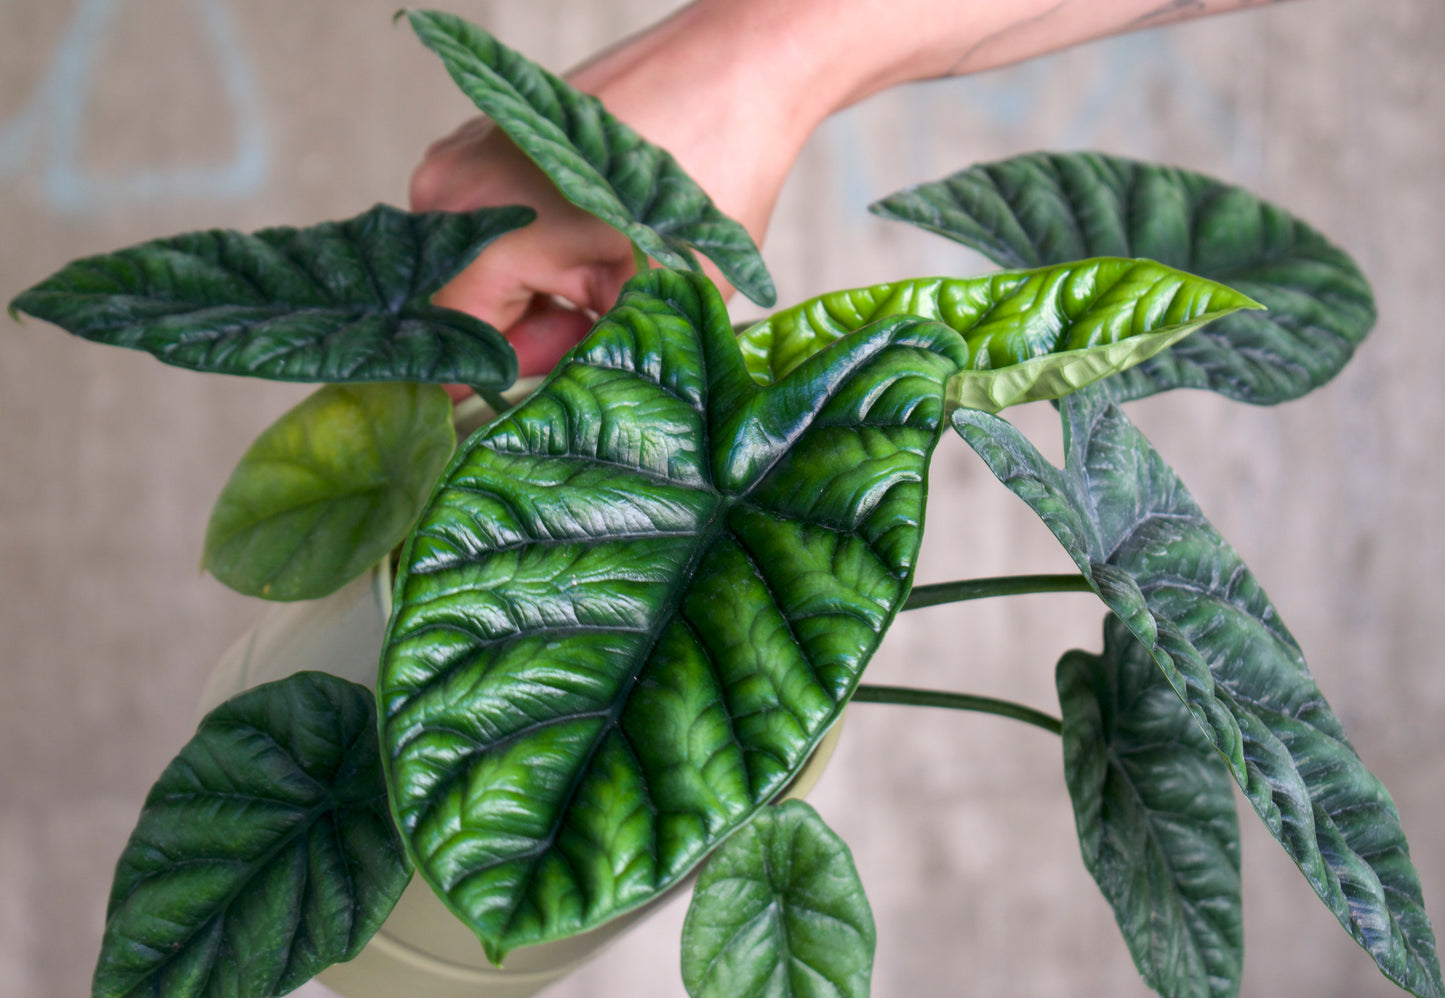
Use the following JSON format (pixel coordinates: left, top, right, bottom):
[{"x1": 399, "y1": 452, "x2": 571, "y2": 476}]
[
  {"x1": 680, "y1": 800, "x2": 875, "y2": 998},
  {"x1": 380, "y1": 268, "x2": 964, "y2": 959},
  {"x1": 871, "y1": 152, "x2": 1374, "y2": 404},
  {"x1": 736, "y1": 258, "x2": 1259, "y2": 412},
  {"x1": 404, "y1": 9, "x2": 776, "y2": 307},
  {"x1": 953, "y1": 391, "x2": 1442, "y2": 998},
  {"x1": 10, "y1": 203, "x2": 530, "y2": 387},
  {"x1": 204, "y1": 382, "x2": 456, "y2": 602},
  {"x1": 95, "y1": 672, "x2": 410, "y2": 998},
  {"x1": 1058, "y1": 620, "x2": 1242, "y2": 998}
]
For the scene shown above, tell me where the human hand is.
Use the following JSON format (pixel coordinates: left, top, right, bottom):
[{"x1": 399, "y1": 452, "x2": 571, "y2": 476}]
[
  {"x1": 410, "y1": 120, "x2": 633, "y2": 387},
  {"x1": 408, "y1": 3, "x2": 831, "y2": 397}
]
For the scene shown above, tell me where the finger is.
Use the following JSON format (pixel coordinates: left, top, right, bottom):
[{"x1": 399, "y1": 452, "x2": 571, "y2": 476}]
[{"x1": 508, "y1": 295, "x2": 596, "y2": 376}]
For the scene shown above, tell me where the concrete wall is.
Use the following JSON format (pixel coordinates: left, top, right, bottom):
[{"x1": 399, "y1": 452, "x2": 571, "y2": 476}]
[{"x1": 1, "y1": 1, "x2": 1441, "y2": 995}]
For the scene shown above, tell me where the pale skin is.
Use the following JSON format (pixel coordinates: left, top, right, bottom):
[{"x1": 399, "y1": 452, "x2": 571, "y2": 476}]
[{"x1": 410, "y1": 0, "x2": 1291, "y2": 390}]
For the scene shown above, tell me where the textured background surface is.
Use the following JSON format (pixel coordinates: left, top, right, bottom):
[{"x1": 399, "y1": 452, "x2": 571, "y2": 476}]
[{"x1": 1, "y1": 1, "x2": 1442, "y2": 996}]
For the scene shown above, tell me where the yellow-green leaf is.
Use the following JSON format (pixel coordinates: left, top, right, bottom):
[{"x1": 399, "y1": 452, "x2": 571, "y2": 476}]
[
  {"x1": 737, "y1": 258, "x2": 1259, "y2": 412},
  {"x1": 204, "y1": 382, "x2": 455, "y2": 601}
]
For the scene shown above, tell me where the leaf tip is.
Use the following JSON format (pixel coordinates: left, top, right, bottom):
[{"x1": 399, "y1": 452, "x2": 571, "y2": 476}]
[
  {"x1": 7, "y1": 287, "x2": 45, "y2": 324},
  {"x1": 1216, "y1": 285, "x2": 1266, "y2": 315},
  {"x1": 742, "y1": 276, "x2": 778, "y2": 309},
  {"x1": 481, "y1": 937, "x2": 509, "y2": 967},
  {"x1": 864, "y1": 197, "x2": 895, "y2": 219}
]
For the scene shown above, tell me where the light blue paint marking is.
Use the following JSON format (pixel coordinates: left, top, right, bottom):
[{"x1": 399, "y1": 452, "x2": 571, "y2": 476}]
[{"x1": 0, "y1": 0, "x2": 269, "y2": 213}]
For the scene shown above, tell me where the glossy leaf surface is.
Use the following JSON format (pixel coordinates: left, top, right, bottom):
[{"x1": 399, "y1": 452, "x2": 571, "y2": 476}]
[
  {"x1": 381, "y1": 268, "x2": 964, "y2": 958},
  {"x1": 1058, "y1": 621, "x2": 1242, "y2": 998},
  {"x1": 10, "y1": 203, "x2": 529, "y2": 386},
  {"x1": 872, "y1": 152, "x2": 1374, "y2": 403},
  {"x1": 204, "y1": 382, "x2": 455, "y2": 601},
  {"x1": 680, "y1": 800, "x2": 875, "y2": 998},
  {"x1": 954, "y1": 391, "x2": 1442, "y2": 998},
  {"x1": 96, "y1": 673, "x2": 410, "y2": 998},
  {"x1": 736, "y1": 258, "x2": 1257, "y2": 412},
  {"x1": 405, "y1": 9, "x2": 776, "y2": 306}
]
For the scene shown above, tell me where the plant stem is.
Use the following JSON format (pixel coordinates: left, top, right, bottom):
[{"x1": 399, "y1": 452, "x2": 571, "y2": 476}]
[
  {"x1": 903, "y1": 573, "x2": 1093, "y2": 610},
  {"x1": 852, "y1": 684, "x2": 1062, "y2": 735},
  {"x1": 474, "y1": 386, "x2": 512, "y2": 416}
]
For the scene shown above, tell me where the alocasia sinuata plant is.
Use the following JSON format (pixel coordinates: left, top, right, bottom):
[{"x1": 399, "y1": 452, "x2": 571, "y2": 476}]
[{"x1": 8, "y1": 8, "x2": 1436, "y2": 998}]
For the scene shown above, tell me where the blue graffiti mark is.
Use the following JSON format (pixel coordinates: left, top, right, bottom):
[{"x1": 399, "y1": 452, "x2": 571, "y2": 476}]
[
  {"x1": 0, "y1": 0, "x2": 269, "y2": 214},
  {"x1": 822, "y1": 29, "x2": 1262, "y2": 241}
]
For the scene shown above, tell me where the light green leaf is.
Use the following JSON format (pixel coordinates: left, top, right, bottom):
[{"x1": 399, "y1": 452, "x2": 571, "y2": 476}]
[
  {"x1": 1058, "y1": 621, "x2": 1242, "y2": 998},
  {"x1": 204, "y1": 382, "x2": 455, "y2": 601},
  {"x1": 404, "y1": 9, "x2": 776, "y2": 307},
  {"x1": 95, "y1": 672, "x2": 410, "y2": 998},
  {"x1": 10, "y1": 203, "x2": 530, "y2": 387},
  {"x1": 953, "y1": 391, "x2": 1442, "y2": 998},
  {"x1": 681, "y1": 800, "x2": 875, "y2": 998},
  {"x1": 871, "y1": 151, "x2": 1374, "y2": 403},
  {"x1": 736, "y1": 258, "x2": 1259, "y2": 412},
  {"x1": 380, "y1": 268, "x2": 964, "y2": 959}
]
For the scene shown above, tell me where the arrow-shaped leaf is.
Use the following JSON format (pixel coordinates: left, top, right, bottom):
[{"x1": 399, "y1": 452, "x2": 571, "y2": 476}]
[
  {"x1": 380, "y1": 268, "x2": 965, "y2": 959},
  {"x1": 736, "y1": 257, "x2": 1259, "y2": 411},
  {"x1": 404, "y1": 9, "x2": 776, "y2": 307},
  {"x1": 203, "y1": 382, "x2": 456, "y2": 602},
  {"x1": 872, "y1": 152, "x2": 1374, "y2": 404},
  {"x1": 10, "y1": 203, "x2": 530, "y2": 387},
  {"x1": 1058, "y1": 620, "x2": 1242, "y2": 998},
  {"x1": 953, "y1": 391, "x2": 1442, "y2": 998},
  {"x1": 95, "y1": 672, "x2": 410, "y2": 998},
  {"x1": 681, "y1": 800, "x2": 876, "y2": 998}
]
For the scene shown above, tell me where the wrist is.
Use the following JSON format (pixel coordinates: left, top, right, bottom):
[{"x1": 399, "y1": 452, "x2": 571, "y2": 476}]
[{"x1": 564, "y1": 2, "x2": 837, "y2": 241}]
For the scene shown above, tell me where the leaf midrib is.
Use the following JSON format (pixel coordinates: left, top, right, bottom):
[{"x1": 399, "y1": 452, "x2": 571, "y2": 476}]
[
  {"x1": 209, "y1": 480, "x2": 392, "y2": 568},
  {"x1": 477, "y1": 369, "x2": 857, "y2": 936},
  {"x1": 1102, "y1": 740, "x2": 1234, "y2": 985},
  {"x1": 109, "y1": 721, "x2": 375, "y2": 998},
  {"x1": 492, "y1": 493, "x2": 733, "y2": 936}
]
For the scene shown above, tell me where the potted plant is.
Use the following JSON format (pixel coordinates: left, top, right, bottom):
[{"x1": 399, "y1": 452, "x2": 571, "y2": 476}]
[{"x1": 8, "y1": 9, "x2": 1438, "y2": 998}]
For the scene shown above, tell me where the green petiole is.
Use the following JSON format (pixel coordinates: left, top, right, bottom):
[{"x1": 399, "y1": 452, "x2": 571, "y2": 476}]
[
  {"x1": 473, "y1": 386, "x2": 513, "y2": 416},
  {"x1": 903, "y1": 573, "x2": 1094, "y2": 610},
  {"x1": 852, "y1": 684, "x2": 1063, "y2": 736}
]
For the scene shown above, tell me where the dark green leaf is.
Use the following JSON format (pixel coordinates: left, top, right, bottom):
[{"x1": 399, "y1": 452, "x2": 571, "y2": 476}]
[
  {"x1": 204, "y1": 382, "x2": 455, "y2": 602},
  {"x1": 1058, "y1": 621, "x2": 1242, "y2": 998},
  {"x1": 953, "y1": 391, "x2": 1442, "y2": 998},
  {"x1": 11, "y1": 203, "x2": 529, "y2": 387},
  {"x1": 872, "y1": 152, "x2": 1374, "y2": 403},
  {"x1": 404, "y1": 9, "x2": 776, "y2": 307},
  {"x1": 380, "y1": 268, "x2": 964, "y2": 958},
  {"x1": 680, "y1": 800, "x2": 875, "y2": 998},
  {"x1": 736, "y1": 258, "x2": 1258, "y2": 411},
  {"x1": 95, "y1": 672, "x2": 410, "y2": 998}
]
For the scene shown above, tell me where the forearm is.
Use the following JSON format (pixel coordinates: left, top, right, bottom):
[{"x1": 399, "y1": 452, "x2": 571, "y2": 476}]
[
  {"x1": 784, "y1": 0, "x2": 1296, "y2": 96},
  {"x1": 565, "y1": 0, "x2": 1292, "y2": 234},
  {"x1": 591, "y1": 0, "x2": 1292, "y2": 103}
]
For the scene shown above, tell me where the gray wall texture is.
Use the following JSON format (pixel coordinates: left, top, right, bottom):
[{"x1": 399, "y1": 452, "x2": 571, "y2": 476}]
[{"x1": 1, "y1": 1, "x2": 1442, "y2": 996}]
